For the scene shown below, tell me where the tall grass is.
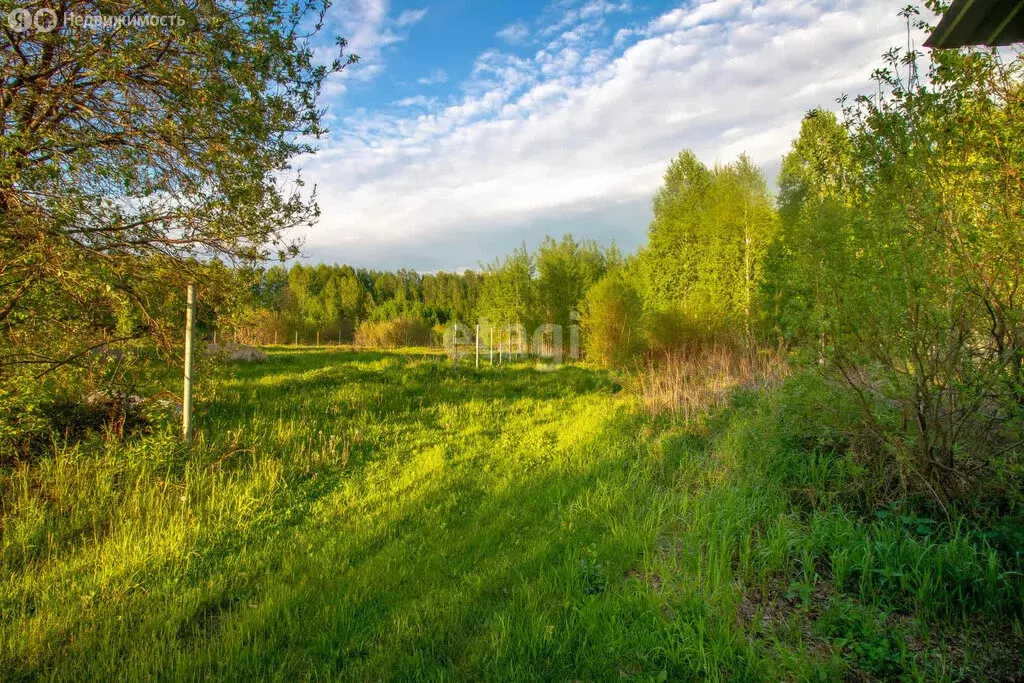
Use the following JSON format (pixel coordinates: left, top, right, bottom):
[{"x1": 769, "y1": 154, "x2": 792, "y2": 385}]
[
  {"x1": 636, "y1": 344, "x2": 789, "y2": 422},
  {"x1": 0, "y1": 348, "x2": 1020, "y2": 679}
]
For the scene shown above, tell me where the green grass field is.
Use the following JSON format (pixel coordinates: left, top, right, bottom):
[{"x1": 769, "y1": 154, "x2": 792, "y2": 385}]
[{"x1": 2, "y1": 348, "x2": 1022, "y2": 680}]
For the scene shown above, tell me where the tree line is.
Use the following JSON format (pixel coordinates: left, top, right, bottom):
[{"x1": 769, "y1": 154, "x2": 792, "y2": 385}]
[
  {"x1": 219, "y1": 264, "x2": 482, "y2": 345},
  {"x1": 218, "y1": 235, "x2": 623, "y2": 347}
]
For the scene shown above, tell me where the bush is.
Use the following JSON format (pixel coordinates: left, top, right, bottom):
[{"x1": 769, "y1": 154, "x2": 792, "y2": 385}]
[
  {"x1": 354, "y1": 315, "x2": 432, "y2": 348},
  {"x1": 0, "y1": 379, "x2": 173, "y2": 463},
  {"x1": 581, "y1": 272, "x2": 645, "y2": 367},
  {"x1": 645, "y1": 305, "x2": 698, "y2": 356},
  {"x1": 0, "y1": 376, "x2": 52, "y2": 462},
  {"x1": 644, "y1": 305, "x2": 743, "y2": 357},
  {"x1": 770, "y1": 46, "x2": 1024, "y2": 503}
]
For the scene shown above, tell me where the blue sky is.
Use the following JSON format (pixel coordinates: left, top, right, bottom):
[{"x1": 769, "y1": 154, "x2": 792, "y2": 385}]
[{"x1": 297, "y1": 0, "x2": 914, "y2": 271}]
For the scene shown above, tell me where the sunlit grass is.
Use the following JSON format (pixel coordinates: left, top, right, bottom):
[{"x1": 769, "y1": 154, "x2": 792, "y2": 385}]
[{"x1": 1, "y1": 349, "x2": 1020, "y2": 680}]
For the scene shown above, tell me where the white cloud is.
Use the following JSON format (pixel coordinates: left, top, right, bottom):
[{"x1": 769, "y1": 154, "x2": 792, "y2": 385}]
[
  {"x1": 394, "y1": 95, "x2": 436, "y2": 108},
  {"x1": 301, "y1": 0, "x2": 917, "y2": 269},
  {"x1": 395, "y1": 8, "x2": 427, "y2": 27},
  {"x1": 580, "y1": 0, "x2": 631, "y2": 20},
  {"x1": 320, "y1": 0, "x2": 427, "y2": 86},
  {"x1": 649, "y1": 0, "x2": 744, "y2": 32},
  {"x1": 418, "y1": 68, "x2": 449, "y2": 85},
  {"x1": 497, "y1": 20, "x2": 530, "y2": 45},
  {"x1": 539, "y1": 0, "x2": 630, "y2": 38}
]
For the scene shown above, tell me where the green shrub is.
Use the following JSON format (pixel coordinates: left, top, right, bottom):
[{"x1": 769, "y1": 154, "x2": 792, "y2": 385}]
[
  {"x1": 581, "y1": 271, "x2": 645, "y2": 367},
  {"x1": 814, "y1": 597, "x2": 906, "y2": 678},
  {"x1": 0, "y1": 348, "x2": 178, "y2": 462},
  {"x1": 645, "y1": 304, "x2": 740, "y2": 356},
  {"x1": 353, "y1": 315, "x2": 432, "y2": 348},
  {"x1": 645, "y1": 305, "x2": 699, "y2": 356},
  {"x1": 0, "y1": 376, "x2": 52, "y2": 462}
]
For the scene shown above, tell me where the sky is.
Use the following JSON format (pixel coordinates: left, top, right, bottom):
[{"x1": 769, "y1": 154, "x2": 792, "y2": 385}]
[{"x1": 296, "y1": 0, "x2": 915, "y2": 271}]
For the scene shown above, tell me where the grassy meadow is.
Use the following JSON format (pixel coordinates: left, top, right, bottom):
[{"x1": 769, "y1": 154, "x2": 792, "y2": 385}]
[{"x1": 1, "y1": 348, "x2": 1022, "y2": 680}]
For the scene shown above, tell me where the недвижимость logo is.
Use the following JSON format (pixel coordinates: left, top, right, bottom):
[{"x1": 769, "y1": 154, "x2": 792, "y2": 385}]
[
  {"x1": 7, "y1": 7, "x2": 181, "y2": 32},
  {"x1": 7, "y1": 7, "x2": 56, "y2": 32}
]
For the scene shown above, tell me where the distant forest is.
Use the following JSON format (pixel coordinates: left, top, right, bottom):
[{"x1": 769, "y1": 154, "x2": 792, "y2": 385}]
[{"x1": 218, "y1": 235, "x2": 624, "y2": 346}]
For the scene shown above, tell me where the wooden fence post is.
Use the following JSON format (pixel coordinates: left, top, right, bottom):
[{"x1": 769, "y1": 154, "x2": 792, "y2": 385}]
[
  {"x1": 182, "y1": 283, "x2": 195, "y2": 442},
  {"x1": 453, "y1": 322, "x2": 458, "y2": 371}
]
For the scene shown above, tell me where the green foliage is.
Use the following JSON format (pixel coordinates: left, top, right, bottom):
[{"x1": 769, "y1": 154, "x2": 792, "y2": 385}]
[
  {"x1": 767, "y1": 24, "x2": 1024, "y2": 500},
  {"x1": 764, "y1": 108, "x2": 855, "y2": 347},
  {"x1": 814, "y1": 598, "x2": 906, "y2": 678},
  {"x1": 535, "y1": 235, "x2": 608, "y2": 329},
  {"x1": 0, "y1": 337, "x2": 191, "y2": 462},
  {"x1": 478, "y1": 244, "x2": 540, "y2": 332},
  {"x1": 638, "y1": 152, "x2": 776, "y2": 339},
  {"x1": 217, "y1": 263, "x2": 482, "y2": 344},
  {"x1": 645, "y1": 305, "x2": 728, "y2": 356},
  {"x1": 217, "y1": 234, "x2": 616, "y2": 356},
  {"x1": 581, "y1": 271, "x2": 646, "y2": 367},
  {"x1": 0, "y1": 374, "x2": 53, "y2": 460},
  {"x1": 0, "y1": 0, "x2": 356, "y2": 381}
]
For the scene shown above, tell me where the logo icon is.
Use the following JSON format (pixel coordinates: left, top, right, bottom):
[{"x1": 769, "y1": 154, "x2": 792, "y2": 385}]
[
  {"x1": 33, "y1": 7, "x2": 56, "y2": 31},
  {"x1": 7, "y1": 8, "x2": 32, "y2": 32},
  {"x1": 6, "y1": 7, "x2": 58, "y2": 32}
]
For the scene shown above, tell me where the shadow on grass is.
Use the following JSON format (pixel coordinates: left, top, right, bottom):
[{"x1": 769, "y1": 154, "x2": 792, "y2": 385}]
[
  {"x1": 11, "y1": 350, "x2": 715, "y2": 680},
  {"x1": 173, "y1": 411, "x2": 697, "y2": 680},
  {"x1": 204, "y1": 349, "x2": 620, "y2": 427}
]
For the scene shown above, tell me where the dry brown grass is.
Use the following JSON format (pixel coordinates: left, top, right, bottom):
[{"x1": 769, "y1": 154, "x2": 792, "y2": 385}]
[{"x1": 636, "y1": 344, "x2": 790, "y2": 421}]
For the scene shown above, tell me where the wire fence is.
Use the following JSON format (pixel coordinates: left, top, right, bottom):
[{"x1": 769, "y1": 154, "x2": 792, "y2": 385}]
[{"x1": 209, "y1": 320, "x2": 579, "y2": 369}]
